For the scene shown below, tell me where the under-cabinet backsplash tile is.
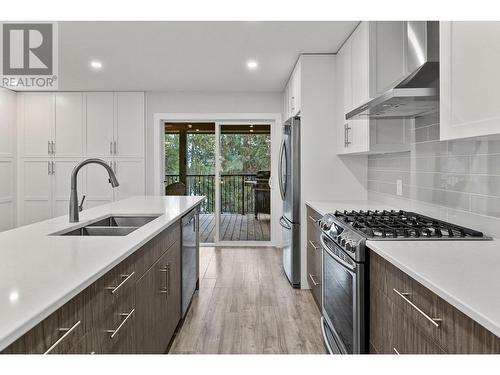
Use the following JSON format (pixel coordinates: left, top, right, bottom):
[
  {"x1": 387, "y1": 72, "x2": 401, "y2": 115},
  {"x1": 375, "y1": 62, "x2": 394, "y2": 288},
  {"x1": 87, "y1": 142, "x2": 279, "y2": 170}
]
[{"x1": 367, "y1": 111, "x2": 500, "y2": 236}]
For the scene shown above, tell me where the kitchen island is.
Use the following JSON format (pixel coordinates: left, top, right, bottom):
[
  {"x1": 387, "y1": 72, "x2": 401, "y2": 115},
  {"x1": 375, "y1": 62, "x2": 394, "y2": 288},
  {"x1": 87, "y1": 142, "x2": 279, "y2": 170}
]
[{"x1": 0, "y1": 195, "x2": 204, "y2": 353}]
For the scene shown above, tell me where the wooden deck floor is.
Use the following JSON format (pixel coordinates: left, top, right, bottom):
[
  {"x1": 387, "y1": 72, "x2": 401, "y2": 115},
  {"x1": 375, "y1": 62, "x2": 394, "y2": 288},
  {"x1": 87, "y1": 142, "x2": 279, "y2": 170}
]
[
  {"x1": 169, "y1": 247, "x2": 325, "y2": 354},
  {"x1": 199, "y1": 213, "x2": 271, "y2": 243}
]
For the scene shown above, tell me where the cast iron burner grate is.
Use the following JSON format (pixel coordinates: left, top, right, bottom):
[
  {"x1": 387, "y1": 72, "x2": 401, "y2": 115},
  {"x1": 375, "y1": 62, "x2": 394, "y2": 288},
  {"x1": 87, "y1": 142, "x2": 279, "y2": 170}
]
[{"x1": 333, "y1": 210, "x2": 484, "y2": 239}]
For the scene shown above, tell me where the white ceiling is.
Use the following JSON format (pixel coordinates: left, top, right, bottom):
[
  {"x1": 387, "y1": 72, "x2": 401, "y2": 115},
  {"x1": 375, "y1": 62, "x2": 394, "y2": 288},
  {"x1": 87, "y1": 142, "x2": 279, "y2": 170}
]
[{"x1": 57, "y1": 21, "x2": 358, "y2": 92}]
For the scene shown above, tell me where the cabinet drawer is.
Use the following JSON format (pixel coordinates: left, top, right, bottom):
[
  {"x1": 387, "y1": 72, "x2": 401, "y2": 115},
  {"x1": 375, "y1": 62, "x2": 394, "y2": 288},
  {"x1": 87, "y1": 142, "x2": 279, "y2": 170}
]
[
  {"x1": 3, "y1": 289, "x2": 89, "y2": 354},
  {"x1": 90, "y1": 260, "x2": 136, "y2": 353},
  {"x1": 370, "y1": 286, "x2": 444, "y2": 354},
  {"x1": 132, "y1": 222, "x2": 180, "y2": 278},
  {"x1": 370, "y1": 251, "x2": 500, "y2": 354},
  {"x1": 392, "y1": 310, "x2": 446, "y2": 354}
]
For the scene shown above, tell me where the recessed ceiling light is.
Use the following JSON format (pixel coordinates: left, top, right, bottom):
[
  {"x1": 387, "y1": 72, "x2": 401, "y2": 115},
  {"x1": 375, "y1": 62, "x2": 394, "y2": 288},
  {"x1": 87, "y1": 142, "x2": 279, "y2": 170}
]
[
  {"x1": 90, "y1": 60, "x2": 103, "y2": 70},
  {"x1": 247, "y1": 60, "x2": 258, "y2": 70},
  {"x1": 196, "y1": 129, "x2": 199, "y2": 132}
]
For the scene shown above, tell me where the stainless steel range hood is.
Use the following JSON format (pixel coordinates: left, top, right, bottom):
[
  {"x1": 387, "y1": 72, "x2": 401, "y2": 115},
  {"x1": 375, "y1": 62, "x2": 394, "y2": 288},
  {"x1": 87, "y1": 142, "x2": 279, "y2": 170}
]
[{"x1": 346, "y1": 21, "x2": 440, "y2": 120}]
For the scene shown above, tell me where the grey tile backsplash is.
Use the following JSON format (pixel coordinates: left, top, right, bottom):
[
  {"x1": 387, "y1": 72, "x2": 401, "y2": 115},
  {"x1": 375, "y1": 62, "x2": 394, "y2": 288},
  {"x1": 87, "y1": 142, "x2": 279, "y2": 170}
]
[{"x1": 367, "y1": 112, "x2": 500, "y2": 237}]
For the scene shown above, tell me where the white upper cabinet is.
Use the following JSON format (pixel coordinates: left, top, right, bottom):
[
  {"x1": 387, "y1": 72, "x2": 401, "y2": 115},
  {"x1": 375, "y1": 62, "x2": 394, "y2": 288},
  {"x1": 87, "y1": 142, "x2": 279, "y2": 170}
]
[
  {"x1": 440, "y1": 21, "x2": 500, "y2": 140},
  {"x1": 283, "y1": 59, "x2": 302, "y2": 120},
  {"x1": 115, "y1": 92, "x2": 144, "y2": 157},
  {"x1": 350, "y1": 21, "x2": 370, "y2": 108},
  {"x1": 20, "y1": 93, "x2": 54, "y2": 157},
  {"x1": 55, "y1": 93, "x2": 84, "y2": 157},
  {"x1": 337, "y1": 21, "x2": 410, "y2": 155},
  {"x1": 85, "y1": 92, "x2": 115, "y2": 157}
]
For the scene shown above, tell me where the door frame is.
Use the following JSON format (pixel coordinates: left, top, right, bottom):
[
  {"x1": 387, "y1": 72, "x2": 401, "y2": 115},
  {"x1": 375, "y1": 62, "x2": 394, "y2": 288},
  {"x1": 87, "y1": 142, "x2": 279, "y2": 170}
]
[{"x1": 153, "y1": 112, "x2": 282, "y2": 247}]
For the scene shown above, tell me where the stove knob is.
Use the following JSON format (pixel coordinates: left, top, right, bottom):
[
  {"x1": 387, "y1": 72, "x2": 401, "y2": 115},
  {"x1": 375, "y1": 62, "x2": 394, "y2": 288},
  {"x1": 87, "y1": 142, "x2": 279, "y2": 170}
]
[
  {"x1": 345, "y1": 241, "x2": 353, "y2": 252},
  {"x1": 336, "y1": 235, "x2": 342, "y2": 243},
  {"x1": 340, "y1": 238, "x2": 346, "y2": 247}
]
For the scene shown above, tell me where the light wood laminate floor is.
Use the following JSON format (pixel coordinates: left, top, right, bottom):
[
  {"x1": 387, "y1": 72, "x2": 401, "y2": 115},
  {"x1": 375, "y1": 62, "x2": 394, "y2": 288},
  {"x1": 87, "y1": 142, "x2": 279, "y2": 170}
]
[{"x1": 169, "y1": 246, "x2": 325, "y2": 354}]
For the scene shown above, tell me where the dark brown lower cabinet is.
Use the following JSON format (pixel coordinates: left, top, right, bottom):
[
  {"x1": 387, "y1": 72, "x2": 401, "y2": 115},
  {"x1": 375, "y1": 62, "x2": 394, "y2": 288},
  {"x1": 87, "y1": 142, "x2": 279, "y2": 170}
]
[
  {"x1": 369, "y1": 250, "x2": 500, "y2": 354},
  {"x1": 2, "y1": 218, "x2": 188, "y2": 355},
  {"x1": 306, "y1": 206, "x2": 322, "y2": 310},
  {"x1": 135, "y1": 242, "x2": 180, "y2": 354}
]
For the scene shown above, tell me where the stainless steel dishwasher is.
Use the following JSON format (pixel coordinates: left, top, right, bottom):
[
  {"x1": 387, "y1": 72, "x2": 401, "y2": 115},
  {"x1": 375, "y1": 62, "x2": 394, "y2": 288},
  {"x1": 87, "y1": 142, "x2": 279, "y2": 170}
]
[{"x1": 181, "y1": 206, "x2": 200, "y2": 318}]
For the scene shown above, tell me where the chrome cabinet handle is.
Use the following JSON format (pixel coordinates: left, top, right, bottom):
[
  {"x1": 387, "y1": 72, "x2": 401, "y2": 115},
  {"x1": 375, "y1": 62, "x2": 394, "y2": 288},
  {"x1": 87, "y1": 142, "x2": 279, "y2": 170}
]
[
  {"x1": 308, "y1": 273, "x2": 320, "y2": 287},
  {"x1": 52, "y1": 141, "x2": 55, "y2": 154},
  {"x1": 345, "y1": 124, "x2": 351, "y2": 147},
  {"x1": 308, "y1": 240, "x2": 320, "y2": 251},
  {"x1": 48, "y1": 161, "x2": 51, "y2": 175},
  {"x1": 105, "y1": 272, "x2": 135, "y2": 294},
  {"x1": 51, "y1": 161, "x2": 55, "y2": 175},
  {"x1": 106, "y1": 308, "x2": 135, "y2": 339},
  {"x1": 393, "y1": 288, "x2": 442, "y2": 327},
  {"x1": 113, "y1": 141, "x2": 117, "y2": 155},
  {"x1": 159, "y1": 263, "x2": 170, "y2": 297},
  {"x1": 43, "y1": 320, "x2": 81, "y2": 354},
  {"x1": 393, "y1": 347, "x2": 400, "y2": 354},
  {"x1": 48, "y1": 141, "x2": 51, "y2": 155},
  {"x1": 110, "y1": 141, "x2": 113, "y2": 155}
]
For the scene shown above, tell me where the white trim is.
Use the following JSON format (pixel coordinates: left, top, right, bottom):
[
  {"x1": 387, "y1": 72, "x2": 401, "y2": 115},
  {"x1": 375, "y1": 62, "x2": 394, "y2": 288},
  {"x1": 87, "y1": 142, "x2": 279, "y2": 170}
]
[{"x1": 153, "y1": 112, "x2": 282, "y2": 247}]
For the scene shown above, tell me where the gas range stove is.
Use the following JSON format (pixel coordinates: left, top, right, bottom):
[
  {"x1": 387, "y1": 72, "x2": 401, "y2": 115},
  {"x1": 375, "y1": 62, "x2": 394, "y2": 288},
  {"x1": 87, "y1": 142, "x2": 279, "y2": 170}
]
[{"x1": 318, "y1": 210, "x2": 491, "y2": 263}]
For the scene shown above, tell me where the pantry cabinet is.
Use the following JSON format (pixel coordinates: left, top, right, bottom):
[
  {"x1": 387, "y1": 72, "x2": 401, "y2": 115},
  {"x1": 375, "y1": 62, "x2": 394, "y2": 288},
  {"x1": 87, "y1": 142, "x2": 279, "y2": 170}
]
[
  {"x1": 336, "y1": 22, "x2": 410, "y2": 155},
  {"x1": 19, "y1": 159, "x2": 83, "y2": 224},
  {"x1": 440, "y1": 21, "x2": 500, "y2": 140},
  {"x1": 16, "y1": 91, "x2": 145, "y2": 225},
  {"x1": 55, "y1": 93, "x2": 84, "y2": 157},
  {"x1": 19, "y1": 93, "x2": 54, "y2": 158},
  {"x1": 85, "y1": 92, "x2": 114, "y2": 157},
  {"x1": 0, "y1": 87, "x2": 16, "y2": 231}
]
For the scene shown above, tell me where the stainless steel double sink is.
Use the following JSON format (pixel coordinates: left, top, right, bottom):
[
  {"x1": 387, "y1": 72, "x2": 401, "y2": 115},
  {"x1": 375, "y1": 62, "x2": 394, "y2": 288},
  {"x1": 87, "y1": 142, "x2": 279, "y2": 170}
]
[{"x1": 52, "y1": 215, "x2": 162, "y2": 236}]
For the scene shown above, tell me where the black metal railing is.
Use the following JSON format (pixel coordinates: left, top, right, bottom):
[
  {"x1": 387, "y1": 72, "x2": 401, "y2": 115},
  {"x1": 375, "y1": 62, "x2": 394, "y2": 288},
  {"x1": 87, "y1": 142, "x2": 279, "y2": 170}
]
[{"x1": 165, "y1": 174, "x2": 257, "y2": 214}]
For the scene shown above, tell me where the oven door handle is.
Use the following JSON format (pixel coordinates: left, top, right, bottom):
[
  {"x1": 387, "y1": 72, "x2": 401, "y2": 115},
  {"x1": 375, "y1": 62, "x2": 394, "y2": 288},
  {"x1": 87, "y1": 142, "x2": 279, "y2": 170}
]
[
  {"x1": 321, "y1": 317, "x2": 335, "y2": 354},
  {"x1": 320, "y1": 234, "x2": 356, "y2": 272}
]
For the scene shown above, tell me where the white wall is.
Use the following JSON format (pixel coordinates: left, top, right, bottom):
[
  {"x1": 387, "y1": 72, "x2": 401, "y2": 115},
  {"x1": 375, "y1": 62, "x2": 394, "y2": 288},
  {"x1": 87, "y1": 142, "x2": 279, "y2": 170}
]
[
  {"x1": 0, "y1": 87, "x2": 17, "y2": 231},
  {"x1": 299, "y1": 55, "x2": 367, "y2": 288},
  {"x1": 145, "y1": 91, "x2": 282, "y2": 193}
]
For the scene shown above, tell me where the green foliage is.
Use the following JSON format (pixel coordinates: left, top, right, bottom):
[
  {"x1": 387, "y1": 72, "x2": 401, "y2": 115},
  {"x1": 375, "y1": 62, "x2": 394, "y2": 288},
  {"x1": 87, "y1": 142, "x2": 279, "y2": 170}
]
[
  {"x1": 187, "y1": 134, "x2": 215, "y2": 174},
  {"x1": 221, "y1": 134, "x2": 270, "y2": 174},
  {"x1": 164, "y1": 134, "x2": 179, "y2": 174},
  {"x1": 165, "y1": 132, "x2": 270, "y2": 214}
]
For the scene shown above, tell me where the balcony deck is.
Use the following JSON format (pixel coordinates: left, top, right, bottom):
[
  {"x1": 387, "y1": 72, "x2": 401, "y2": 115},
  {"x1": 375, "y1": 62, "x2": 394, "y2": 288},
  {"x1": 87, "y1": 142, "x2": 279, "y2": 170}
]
[{"x1": 200, "y1": 213, "x2": 271, "y2": 243}]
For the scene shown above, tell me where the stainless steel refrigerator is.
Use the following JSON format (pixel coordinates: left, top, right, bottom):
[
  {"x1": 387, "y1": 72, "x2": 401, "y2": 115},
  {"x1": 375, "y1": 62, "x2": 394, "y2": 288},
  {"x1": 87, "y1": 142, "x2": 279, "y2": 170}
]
[{"x1": 279, "y1": 116, "x2": 301, "y2": 288}]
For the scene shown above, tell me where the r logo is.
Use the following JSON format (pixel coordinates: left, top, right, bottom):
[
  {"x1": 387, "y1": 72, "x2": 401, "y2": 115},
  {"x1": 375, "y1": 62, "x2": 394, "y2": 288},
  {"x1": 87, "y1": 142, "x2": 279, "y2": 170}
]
[{"x1": 2, "y1": 23, "x2": 53, "y2": 75}]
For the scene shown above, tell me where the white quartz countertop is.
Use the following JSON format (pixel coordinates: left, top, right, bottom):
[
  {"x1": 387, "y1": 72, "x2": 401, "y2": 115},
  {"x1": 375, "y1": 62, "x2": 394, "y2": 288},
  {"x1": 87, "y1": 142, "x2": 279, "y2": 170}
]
[
  {"x1": 0, "y1": 195, "x2": 204, "y2": 351},
  {"x1": 305, "y1": 200, "x2": 500, "y2": 338}
]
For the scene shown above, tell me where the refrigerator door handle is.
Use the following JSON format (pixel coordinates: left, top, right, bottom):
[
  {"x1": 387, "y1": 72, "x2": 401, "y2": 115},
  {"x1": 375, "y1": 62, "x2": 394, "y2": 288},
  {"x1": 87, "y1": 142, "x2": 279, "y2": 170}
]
[
  {"x1": 278, "y1": 140, "x2": 286, "y2": 201},
  {"x1": 279, "y1": 215, "x2": 292, "y2": 230}
]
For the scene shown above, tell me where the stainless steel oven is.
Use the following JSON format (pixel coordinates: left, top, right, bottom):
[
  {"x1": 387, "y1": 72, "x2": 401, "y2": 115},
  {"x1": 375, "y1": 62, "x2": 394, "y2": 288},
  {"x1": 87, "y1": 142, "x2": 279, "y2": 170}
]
[{"x1": 320, "y1": 233, "x2": 366, "y2": 354}]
